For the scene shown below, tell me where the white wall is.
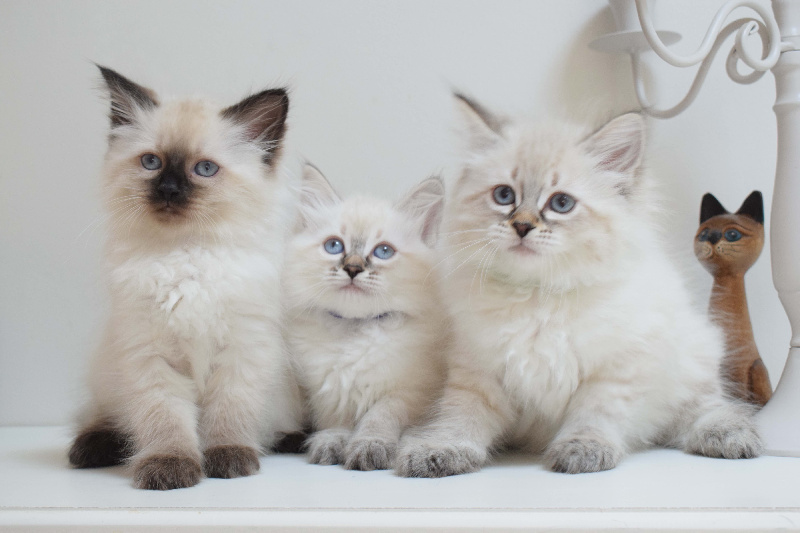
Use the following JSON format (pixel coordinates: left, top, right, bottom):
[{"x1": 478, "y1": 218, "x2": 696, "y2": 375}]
[{"x1": 0, "y1": 0, "x2": 786, "y2": 425}]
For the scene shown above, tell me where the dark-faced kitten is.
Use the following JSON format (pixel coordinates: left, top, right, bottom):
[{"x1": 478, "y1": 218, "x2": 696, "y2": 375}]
[{"x1": 694, "y1": 191, "x2": 772, "y2": 407}]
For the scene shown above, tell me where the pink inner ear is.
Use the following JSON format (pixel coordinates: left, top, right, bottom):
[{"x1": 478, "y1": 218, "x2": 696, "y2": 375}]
[{"x1": 600, "y1": 139, "x2": 641, "y2": 173}]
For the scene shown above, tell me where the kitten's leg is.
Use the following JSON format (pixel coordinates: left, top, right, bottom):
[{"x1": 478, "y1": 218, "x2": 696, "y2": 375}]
[
  {"x1": 395, "y1": 368, "x2": 513, "y2": 478},
  {"x1": 681, "y1": 393, "x2": 763, "y2": 459},
  {"x1": 69, "y1": 413, "x2": 131, "y2": 468},
  {"x1": 121, "y1": 352, "x2": 203, "y2": 490},
  {"x1": 545, "y1": 380, "x2": 634, "y2": 474},
  {"x1": 305, "y1": 428, "x2": 352, "y2": 465},
  {"x1": 198, "y1": 341, "x2": 276, "y2": 479},
  {"x1": 344, "y1": 393, "x2": 414, "y2": 471}
]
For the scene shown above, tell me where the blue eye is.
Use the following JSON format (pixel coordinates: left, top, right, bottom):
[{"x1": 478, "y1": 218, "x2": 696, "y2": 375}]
[
  {"x1": 373, "y1": 243, "x2": 395, "y2": 260},
  {"x1": 549, "y1": 193, "x2": 576, "y2": 213},
  {"x1": 141, "y1": 153, "x2": 162, "y2": 170},
  {"x1": 698, "y1": 228, "x2": 710, "y2": 241},
  {"x1": 493, "y1": 185, "x2": 516, "y2": 206},
  {"x1": 725, "y1": 229, "x2": 742, "y2": 242},
  {"x1": 194, "y1": 160, "x2": 219, "y2": 177},
  {"x1": 324, "y1": 238, "x2": 344, "y2": 255}
]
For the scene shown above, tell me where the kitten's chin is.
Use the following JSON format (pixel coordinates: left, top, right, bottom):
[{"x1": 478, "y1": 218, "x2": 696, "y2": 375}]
[{"x1": 509, "y1": 243, "x2": 538, "y2": 256}]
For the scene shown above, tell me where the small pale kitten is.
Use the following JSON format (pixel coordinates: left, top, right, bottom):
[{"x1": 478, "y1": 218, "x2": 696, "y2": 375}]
[
  {"x1": 396, "y1": 94, "x2": 762, "y2": 477},
  {"x1": 284, "y1": 164, "x2": 446, "y2": 470},
  {"x1": 68, "y1": 66, "x2": 302, "y2": 490}
]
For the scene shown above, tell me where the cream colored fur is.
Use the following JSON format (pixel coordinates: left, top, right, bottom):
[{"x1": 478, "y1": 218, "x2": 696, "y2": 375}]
[
  {"x1": 284, "y1": 165, "x2": 446, "y2": 470},
  {"x1": 396, "y1": 96, "x2": 762, "y2": 477},
  {"x1": 77, "y1": 73, "x2": 301, "y2": 486}
]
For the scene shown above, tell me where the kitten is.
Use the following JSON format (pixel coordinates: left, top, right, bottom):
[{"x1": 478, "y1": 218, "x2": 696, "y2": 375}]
[
  {"x1": 396, "y1": 94, "x2": 762, "y2": 477},
  {"x1": 283, "y1": 164, "x2": 446, "y2": 470},
  {"x1": 68, "y1": 66, "x2": 302, "y2": 490},
  {"x1": 695, "y1": 191, "x2": 772, "y2": 406}
]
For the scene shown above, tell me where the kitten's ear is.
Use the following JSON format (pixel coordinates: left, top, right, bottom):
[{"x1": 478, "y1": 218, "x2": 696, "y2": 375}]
[
  {"x1": 396, "y1": 176, "x2": 445, "y2": 247},
  {"x1": 97, "y1": 65, "x2": 158, "y2": 128},
  {"x1": 736, "y1": 190, "x2": 764, "y2": 224},
  {"x1": 297, "y1": 163, "x2": 340, "y2": 229},
  {"x1": 700, "y1": 193, "x2": 728, "y2": 223},
  {"x1": 222, "y1": 88, "x2": 289, "y2": 166},
  {"x1": 584, "y1": 113, "x2": 645, "y2": 178},
  {"x1": 454, "y1": 92, "x2": 504, "y2": 151}
]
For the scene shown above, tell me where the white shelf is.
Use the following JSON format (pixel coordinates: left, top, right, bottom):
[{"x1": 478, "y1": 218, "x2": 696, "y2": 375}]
[{"x1": 1, "y1": 426, "x2": 800, "y2": 531}]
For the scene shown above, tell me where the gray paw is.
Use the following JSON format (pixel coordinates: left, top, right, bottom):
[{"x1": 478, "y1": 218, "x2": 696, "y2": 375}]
[
  {"x1": 134, "y1": 454, "x2": 202, "y2": 490},
  {"x1": 547, "y1": 438, "x2": 621, "y2": 474},
  {"x1": 344, "y1": 437, "x2": 396, "y2": 471},
  {"x1": 306, "y1": 429, "x2": 350, "y2": 465},
  {"x1": 395, "y1": 441, "x2": 485, "y2": 478},
  {"x1": 686, "y1": 420, "x2": 763, "y2": 459}
]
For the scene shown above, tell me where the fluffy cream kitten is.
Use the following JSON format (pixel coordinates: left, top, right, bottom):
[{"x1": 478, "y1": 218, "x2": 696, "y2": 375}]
[
  {"x1": 396, "y1": 94, "x2": 762, "y2": 477},
  {"x1": 68, "y1": 66, "x2": 302, "y2": 490},
  {"x1": 284, "y1": 164, "x2": 446, "y2": 470}
]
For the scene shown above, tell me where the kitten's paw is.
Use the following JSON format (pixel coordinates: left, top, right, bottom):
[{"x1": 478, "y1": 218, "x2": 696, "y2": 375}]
[
  {"x1": 686, "y1": 420, "x2": 763, "y2": 459},
  {"x1": 68, "y1": 426, "x2": 130, "y2": 468},
  {"x1": 344, "y1": 437, "x2": 396, "y2": 471},
  {"x1": 547, "y1": 438, "x2": 621, "y2": 474},
  {"x1": 306, "y1": 429, "x2": 350, "y2": 466},
  {"x1": 203, "y1": 445, "x2": 260, "y2": 478},
  {"x1": 395, "y1": 441, "x2": 485, "y2": 478},
  {"x1": 134, "y1": 455, "x2": 202, "y2": 490}
]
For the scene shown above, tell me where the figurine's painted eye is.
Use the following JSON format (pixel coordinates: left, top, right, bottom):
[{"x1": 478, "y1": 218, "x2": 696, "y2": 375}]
[
  {"x1": 698, "y1": 228, "x2": 710, "y2": 241},
  {"x1": 324, "y1": 238, "x2": 344, "y2": 254},
  {"x1": 373, "y1": 243, "x2": 395, "y2": 260},
  {"x1": 725, "y1": 229, "x2": 742, "y2": 242},
  {"x1": 493, "y1": 185, "x2": 516, "y2": 206},
  {"x1": 194, "y1": 160, "x2": 219, "y2": 177},
  {"x1": 141, "y1": 153, "x2": 162, "y2": 170},
  {"x1": 549, "y1": 193, "x2": 576, "y2": 214}
]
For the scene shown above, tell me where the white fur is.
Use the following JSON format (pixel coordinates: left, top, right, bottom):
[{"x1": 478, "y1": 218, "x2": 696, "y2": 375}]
[
  {"x1": 284, "y1": 166, "x2": 446, "y2": 470},
  {"x1": 396, "y1": 98, "x2": 762, "y2": 477},
  {"x1": 76, "y1": 78, "x2": 301, "y2": 486}
]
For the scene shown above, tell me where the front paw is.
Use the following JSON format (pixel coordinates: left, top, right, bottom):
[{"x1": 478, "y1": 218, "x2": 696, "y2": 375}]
[
  {"x1": 306, "y1": 429, "x2": 350, "y2": 465},
  {"x1": 344, "y1": 437, "x2": 396, "y2": 471},
  {"x1": 134, "y1": 454, "x2": 203, "y2": 490},
  {"x1": 686, "y1": 420, "x2": 763, "y2": 459},
  {"x1": 203, "y1": 445, "x2": 260, "y2": 478},
  {"x1": 546, "y1": 437, "x2": 621, "y2": 474},
  {"x1": 395, "y1": 440, "x2": 485, "y2": 478}
]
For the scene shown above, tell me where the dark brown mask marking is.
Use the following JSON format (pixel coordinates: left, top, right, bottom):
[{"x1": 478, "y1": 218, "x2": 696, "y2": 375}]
[{"x1": 148, "y1": 152, "x2": 193, "y2": 211}]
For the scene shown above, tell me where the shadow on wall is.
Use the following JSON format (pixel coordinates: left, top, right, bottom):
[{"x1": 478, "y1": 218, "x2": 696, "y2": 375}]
[{"x1": 544, "y1": 7, "x2": 639, "y2": 121}]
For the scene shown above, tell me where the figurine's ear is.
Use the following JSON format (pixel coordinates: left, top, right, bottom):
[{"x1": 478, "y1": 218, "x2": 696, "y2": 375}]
[
  {"x1": 395, "y1": 176, "x2": 445, "y2": 247},
  {"x1": 700, "y1": 193, "x2": 728, "y2": 224},
  {"x1": 736, "y1": 190, "x2": 764, "y2": 225},
  {"x1": 453, "y1": 92, "x2": 505, "y2": 152},
  {"x1": 97, "y1": 65, "x2": 159, "y2": 128}
]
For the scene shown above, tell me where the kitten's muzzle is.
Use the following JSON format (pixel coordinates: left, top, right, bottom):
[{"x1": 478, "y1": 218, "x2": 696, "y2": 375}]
[
  {"x1": 513, "y1": 221, "x2": 533, "y2": 238},
  {"x1": 342, "y1": 255, "x2": 366, "y2": 279}
]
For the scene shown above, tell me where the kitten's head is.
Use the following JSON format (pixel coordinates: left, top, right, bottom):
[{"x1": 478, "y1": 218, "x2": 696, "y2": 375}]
[
  {"x1": 284, "y1": 164, "x2": 444, "y2": 319},
  {"x1": 694, "y1": 191, "x2": 764, "y2": 276},
  {"x1": 445, "y1": 93, "x2": 647, "y2": 289},
  {"x1": 98, "y1": 66, "x2": 289, "y2": 243}
]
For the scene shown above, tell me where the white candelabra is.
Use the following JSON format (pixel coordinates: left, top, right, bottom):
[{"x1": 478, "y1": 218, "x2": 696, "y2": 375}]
[{"x1": 590, "y1": 0, "x2": 800, "y2": 457}]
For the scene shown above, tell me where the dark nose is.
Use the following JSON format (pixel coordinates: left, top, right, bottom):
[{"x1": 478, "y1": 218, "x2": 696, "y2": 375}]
[
  {"x1": 513, "y1": 222, "x2": 533, "y2": 238},
  {"x1": 343, "y1": 264, "x2": 364, "y2": 279},
  {"x1": 158, "y1": 180, "x2": 181, "y2": 203},
  {"x1": 708, "y1": 230, "x2": 722, "y2": 245}
]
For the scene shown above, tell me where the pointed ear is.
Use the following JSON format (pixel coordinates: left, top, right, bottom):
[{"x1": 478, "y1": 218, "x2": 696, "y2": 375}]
[
  {"x1": 454, "y1": 92, "x2": 504, "y2": 152},
  {"x1": 396, "y1": 176, "x2": 445, "y2": 247},
  {"x1": 700, "y1": 193, "x2": 728, "y2": 223},
  {"x1": 221, "y1": 88, "x2": 289, "y2": 166},
  {"x1": 584, "y1": 113, "x2": 645, "y2": 179},
  {"x1": 97, "y1": 65, "x2": 158, "y2": 128},
  {"x1": 736, "y1": 190, "x2": 764, "y2": 224},
  {"x1": 297, "y1": 163, "x2": 340, "y2": 229}
]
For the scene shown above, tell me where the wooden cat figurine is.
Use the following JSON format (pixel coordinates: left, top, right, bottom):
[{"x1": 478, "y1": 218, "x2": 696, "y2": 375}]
[{"x1": 694, "y1": 190, "x2": 772, "y2": 407}]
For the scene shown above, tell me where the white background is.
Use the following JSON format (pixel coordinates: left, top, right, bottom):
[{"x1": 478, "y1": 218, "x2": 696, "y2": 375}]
[{"x1": 0, "y1": 0, "x2": 785, "y2": 426}]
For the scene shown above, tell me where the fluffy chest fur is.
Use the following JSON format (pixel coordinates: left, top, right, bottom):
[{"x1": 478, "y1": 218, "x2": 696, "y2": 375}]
[{"x1": 290, "y1": 312, "x2": 436, "y2": 429}]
